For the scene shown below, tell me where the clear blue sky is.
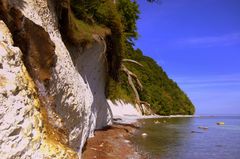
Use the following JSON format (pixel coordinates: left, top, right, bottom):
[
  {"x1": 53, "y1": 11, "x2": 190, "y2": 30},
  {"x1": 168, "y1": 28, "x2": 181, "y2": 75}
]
[{"x1": 134, "y1": 0, "x2": 240, "y2": 115}]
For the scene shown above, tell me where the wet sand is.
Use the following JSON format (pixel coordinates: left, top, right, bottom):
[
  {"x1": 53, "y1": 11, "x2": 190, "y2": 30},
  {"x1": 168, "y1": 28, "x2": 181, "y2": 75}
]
[{"x1": 82, "y1": 123, "x2": 146, "y2": 159}]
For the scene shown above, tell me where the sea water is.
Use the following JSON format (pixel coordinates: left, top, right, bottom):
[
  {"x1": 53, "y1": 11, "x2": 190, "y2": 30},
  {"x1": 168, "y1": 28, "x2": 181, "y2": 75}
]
[{"x1": 132, "y1": 116, "x2": 240, "y2": 159}]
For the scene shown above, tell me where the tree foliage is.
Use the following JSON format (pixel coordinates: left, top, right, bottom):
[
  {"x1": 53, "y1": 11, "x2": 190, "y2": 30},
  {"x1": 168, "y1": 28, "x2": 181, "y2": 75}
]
[{"x1": 116, "y1": 0, "x2": 139, "y2": 41}]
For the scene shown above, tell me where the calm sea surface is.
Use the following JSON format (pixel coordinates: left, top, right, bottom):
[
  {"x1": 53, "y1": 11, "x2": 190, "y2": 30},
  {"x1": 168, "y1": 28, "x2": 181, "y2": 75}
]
[{"x1": 132, "y1": 116, "x2": 240, "y2": 159}]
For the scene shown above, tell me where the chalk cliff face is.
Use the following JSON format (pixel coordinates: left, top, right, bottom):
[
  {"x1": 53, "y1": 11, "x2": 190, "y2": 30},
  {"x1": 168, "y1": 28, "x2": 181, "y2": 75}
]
[
  {"x1": 0, "y1": 20, "x2": 78, "y2": 158},
  {"x1": 0, "y1": 0, "x2": 112, "y2": 158}
]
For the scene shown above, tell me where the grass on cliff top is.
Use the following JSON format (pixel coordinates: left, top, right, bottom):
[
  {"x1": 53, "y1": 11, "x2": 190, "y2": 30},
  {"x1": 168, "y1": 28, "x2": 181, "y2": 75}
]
[
  {"x1": 66, "y1": 0, "x2": 139, "y2": 79},
  {"x1": 67, "y1": 12, "x2": 110, "y2": 45}
]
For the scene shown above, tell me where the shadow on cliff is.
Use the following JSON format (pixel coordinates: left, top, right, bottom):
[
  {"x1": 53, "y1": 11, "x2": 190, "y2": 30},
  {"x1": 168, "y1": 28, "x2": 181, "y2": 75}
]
[
  {"x1": 0, "y1": 0, "x2": 27, "y2": 21},
  {"x1": 0, "y1": 0, "x2": 56, "y2": 91},
  {"x1": 11, "y1": 0, "x2": 27, "y2": 9}
]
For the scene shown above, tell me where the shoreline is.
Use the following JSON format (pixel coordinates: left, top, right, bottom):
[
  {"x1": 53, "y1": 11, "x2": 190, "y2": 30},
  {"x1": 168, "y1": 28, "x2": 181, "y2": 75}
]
[
  {"x1": 82, "y1": 122, "x2": 147, "y2": 159},
  {"x1": 113, "y1": 114, "x2": 199, "y2": 124},
  {"x1": 82, "y1": 114, "x2": 201, "y2": 158}
]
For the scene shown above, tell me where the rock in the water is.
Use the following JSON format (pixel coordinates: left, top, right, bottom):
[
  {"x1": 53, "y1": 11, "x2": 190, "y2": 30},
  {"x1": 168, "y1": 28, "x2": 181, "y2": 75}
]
[
  {"x1": 217, "y1": 122, "x2": 225, "y2": 125},
  {"x1": 198, "y1": 126, "x2": 208, "y2": 130}
]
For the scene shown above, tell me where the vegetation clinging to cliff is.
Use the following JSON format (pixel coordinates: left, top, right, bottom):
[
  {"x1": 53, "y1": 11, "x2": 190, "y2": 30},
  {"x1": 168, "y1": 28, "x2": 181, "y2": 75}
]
[
  {"x1": 58, "y1": 0, "x2": 139, "y2": 79},
  {"x1": 59, "y1": 0, "x2": 195, "y2": 115}
]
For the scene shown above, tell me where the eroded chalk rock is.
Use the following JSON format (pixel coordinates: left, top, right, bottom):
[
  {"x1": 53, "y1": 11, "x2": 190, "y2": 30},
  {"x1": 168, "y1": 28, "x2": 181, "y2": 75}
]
[{"x1": 0, "y1": 20, "x2": 77, "y2": 159}]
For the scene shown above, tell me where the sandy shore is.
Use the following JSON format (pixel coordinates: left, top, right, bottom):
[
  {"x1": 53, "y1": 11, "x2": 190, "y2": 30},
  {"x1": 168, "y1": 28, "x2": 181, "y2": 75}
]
[{"x1": 82, "y1": 123, "x2": 147, "y2": 159}]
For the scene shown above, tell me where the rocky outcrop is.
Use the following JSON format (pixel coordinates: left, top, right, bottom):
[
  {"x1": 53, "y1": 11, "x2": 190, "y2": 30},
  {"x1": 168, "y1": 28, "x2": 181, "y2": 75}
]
[
  {"x1": 0, "y1": 20, "x2": 77, "y2": 159},
  {"x1": 0, "y1": 0, "x2": 112, "y2": 158}
]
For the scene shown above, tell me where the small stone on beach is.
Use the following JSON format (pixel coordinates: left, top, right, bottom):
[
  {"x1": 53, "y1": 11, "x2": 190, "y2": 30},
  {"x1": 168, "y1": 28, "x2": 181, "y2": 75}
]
[
  {"x1": 142, "y1": 133, "x2": 148, "y2": 137},
  {"x1": 124, "y1": 139, "x2": 130, "y2": 143}
]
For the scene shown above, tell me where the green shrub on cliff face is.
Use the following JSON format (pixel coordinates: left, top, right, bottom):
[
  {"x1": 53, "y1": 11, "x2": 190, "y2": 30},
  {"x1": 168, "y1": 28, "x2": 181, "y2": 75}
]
[
  {"x1": 57, "y1": 0, "x2": 110, "y2": 46},
  {"x1": 67, "y1": 12, "x2": 110, "y2": 45}
]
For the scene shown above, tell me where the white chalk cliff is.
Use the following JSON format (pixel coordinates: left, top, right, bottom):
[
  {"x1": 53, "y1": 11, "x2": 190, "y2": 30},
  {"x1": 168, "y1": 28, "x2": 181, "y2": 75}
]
[
  {"x1": 0, "y1": 0, "x2": 113, "y2": 158},
  {"x1": 0, "y1": 20, "x2": 78, "y2": 158}
]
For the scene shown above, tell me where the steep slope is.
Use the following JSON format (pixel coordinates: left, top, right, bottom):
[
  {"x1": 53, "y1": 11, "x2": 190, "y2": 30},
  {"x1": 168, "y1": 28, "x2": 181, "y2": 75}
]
[{"x1": 107, "y1": 47, "x2": 195, "y2": 115}]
